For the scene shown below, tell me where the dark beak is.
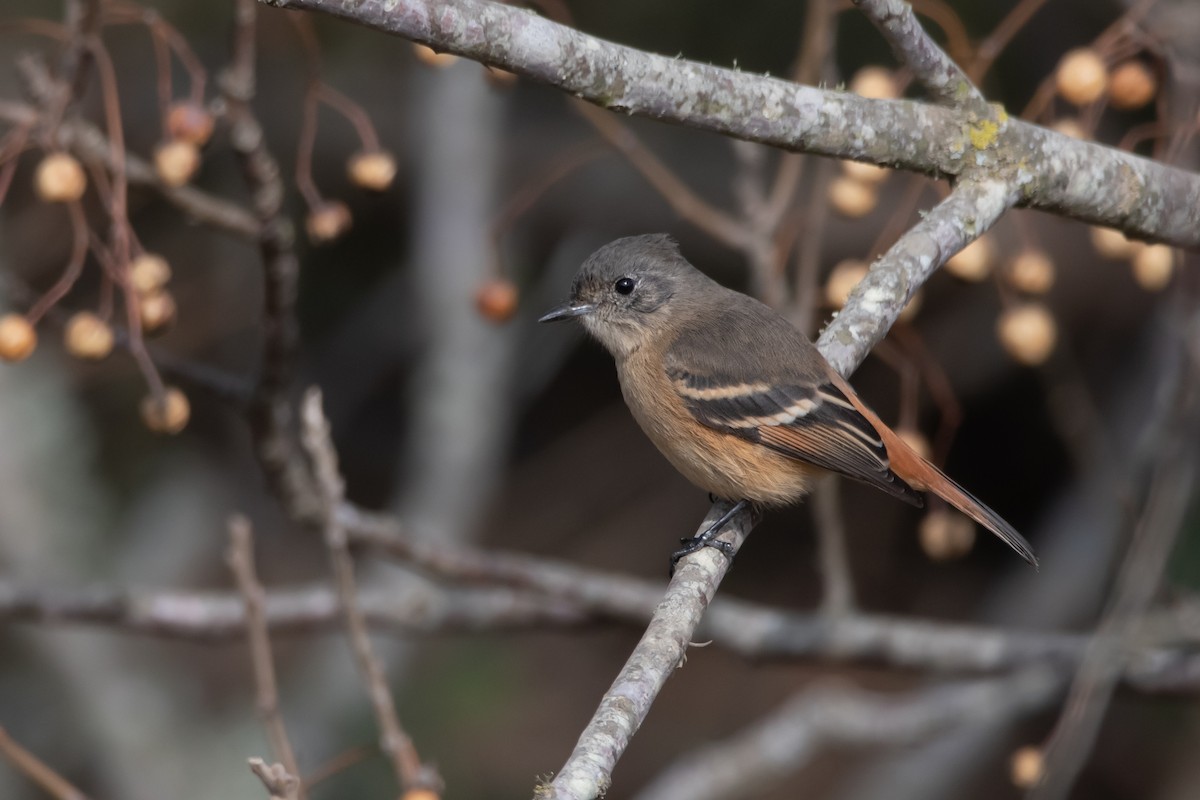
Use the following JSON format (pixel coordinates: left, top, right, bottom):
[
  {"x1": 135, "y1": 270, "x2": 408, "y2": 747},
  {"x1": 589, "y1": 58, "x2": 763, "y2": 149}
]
[{"x1": 538, "y1": 301, "x2": 595, "y2": 323}]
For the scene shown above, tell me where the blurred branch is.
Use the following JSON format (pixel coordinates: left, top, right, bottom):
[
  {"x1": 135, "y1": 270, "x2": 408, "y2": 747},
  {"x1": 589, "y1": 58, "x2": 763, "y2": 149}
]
[
  {"x1": 248, "y1": 758, "x2": 301, "y2": 800},
  {"x1": 813, "y1": 478, "x2": 855, "y2": 616},
  {"x1": 540, "y1": 501, "x2": 756, "y2": 800},
  {"x1": 300, "y1": 390, "x2": 441, "y2": 795},
  {"x1": 632, "y1": 669, "x2": 1060, "y2": 800},
  {"x1": 855, "y1": 0, "x2": 987, "y2": 111},
  {"x1": 1031, "y1": 305, "x2": 1200, "y2": 799},
  {"x1": 219, "y1": 0, "x2": 321, "y2": 522},
  {"x1": 0, "y1": 725, "x2": 90, "y2": 800},
  {"x1": 226, "y1": 516, "x2": 306, "y2": 800},
  {"x1": 265, "y1": 0, "x2": 1200, "y2": 248}
]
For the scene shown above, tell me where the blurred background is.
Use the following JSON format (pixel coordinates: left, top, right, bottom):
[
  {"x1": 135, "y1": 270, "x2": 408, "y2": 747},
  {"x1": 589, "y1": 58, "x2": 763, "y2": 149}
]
[{"x1": 1, "y1": 0, "x2": 1198, "y2": 798}]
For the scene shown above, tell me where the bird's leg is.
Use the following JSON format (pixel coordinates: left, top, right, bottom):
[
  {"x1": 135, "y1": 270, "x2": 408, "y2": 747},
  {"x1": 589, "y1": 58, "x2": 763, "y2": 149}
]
[{"x1": 670, "y1": 499, "x2": 748, "y2": 570}]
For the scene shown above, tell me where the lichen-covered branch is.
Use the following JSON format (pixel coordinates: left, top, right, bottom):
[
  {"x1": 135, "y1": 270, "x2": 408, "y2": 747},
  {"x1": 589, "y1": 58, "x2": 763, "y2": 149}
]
[
  {"x1": 855, "y1": 0, "x2": 987, "y2": 111},
  {"x1": 262, "y1": 0, "x2": 1200, "y2": 249},
  {"x1": 817, "y1": 177, "x2": 1016, "y2": 375}
]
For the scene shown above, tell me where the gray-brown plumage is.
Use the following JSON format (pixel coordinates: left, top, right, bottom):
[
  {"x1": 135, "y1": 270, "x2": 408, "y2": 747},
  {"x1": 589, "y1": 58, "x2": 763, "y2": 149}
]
[{"x1": 540, "y1": 234, "x2": 1037, "y2": 567}]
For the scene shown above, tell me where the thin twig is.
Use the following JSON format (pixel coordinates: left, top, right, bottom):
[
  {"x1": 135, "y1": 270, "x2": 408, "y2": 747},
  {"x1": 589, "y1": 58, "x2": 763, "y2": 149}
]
[
  {"x1": 300, "y1": 389, "x2": 440, "y2": 795},
  {"x1": 0, "y1": 725, "x2": 90, "y2": 800},
  {"x1": 813, "y1": 478, "x2": 855, "y2": 616},
  {"x1": 248, "y1": 757, "x2": 301, "y2": 800},
  {"x1": 226, "y1": 515, "x2": 306, "y2": 800}
]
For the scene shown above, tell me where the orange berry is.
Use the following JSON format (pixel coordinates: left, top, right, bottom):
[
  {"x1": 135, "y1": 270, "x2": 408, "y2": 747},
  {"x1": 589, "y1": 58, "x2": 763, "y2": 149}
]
[
  {"x1": 897, "y1": 428, "x2": 931, "y2": 460},
  {"x1": 166, "y1": 101, "x2": 215, "y2": 146},
  {"x1": 400, "y1": 790, "x2": 440, "y2": 800},
  {"x1": 140, "y1": 387, "x2": 190, "y2": 434},
  {"x1": 483, "y1": 65, "x2": 518, "y2": 89},
  {"x1": 1131, "y1": 244, "x2": 1174, "y2": 291},
  {"x1": 35, "y1": 152, "x2": 87, "y2": 202},
  {"x1": 1089, "y1": 226, "x2": 1141, "y2": 260},
  {"x1": 305, "y1": 201, "x2": 352, "y2": 244},
  {"x1": 997, "y1": 303, "x2": 1057, "y2": 366},
  {"x1": 0, "y1": 314, "x2": 37, "y2": 362},
  {"x1": 1007, "y1": 250, "x2": 1055, "y2": 295},
  {"x1": 154, "y1": 139, "x2": 200, "y2": 187},
  {"x1": 1010, "y1": 746, "x2": 1045, "y2": 789},
  {"x1": 347, "y1": 149, "x2": 397, "y2": 191},
  {"x1": 828, "y1": 177, "x2": 878, "y2": 218},
  {"x1": 1108, "y1": 61, "x2": 1157, "y2": 111},
  {"x1": 1050, "y1": 118, "x2": 1087, "y2": 139},
  {"x1": 824, "y1": 259, "x2": 868, "y2": 308},
  {"x1": 474, "y1": 278, "x2": 519, "y2": 323},
  {"x1": 139, "y1": 290, "x2": 177, "y2": 334},
  {"x1": 918, "y1": 509, "x2": 975, "y2": 561},
  {"x1": 64, "y1": 311, "x2": 114, "y2": 360},
  {"x1": 1055, "y1": 48, "x2": 1108, "y2": 106},
  {"x1": 840, "y1": 160, "x2": 889, "y2": 184},
  {"x1": 849, "y1": 66, "x2": 899, "y2": 100},
  {"x1": 129, "y1": 253, "x2": 172, "y2": 295},
  {"x1": 412, "y1": 43, "x2": 458, "y2": 68},
  {"x1": 945, "y1": 235, "x2": 995, "y2": 282}
]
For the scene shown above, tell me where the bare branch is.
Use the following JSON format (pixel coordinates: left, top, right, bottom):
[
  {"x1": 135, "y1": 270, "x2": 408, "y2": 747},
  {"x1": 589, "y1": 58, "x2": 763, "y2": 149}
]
[
  {"x1": 540, "y1": 501, "x2": 755, "y2": 800},
  {"x1": 226, "y1": 516, "x2": 306, "y2": 800},
  {"x1": 817, "y1": 178, "x2": 1015, "y2": 376},
  {"x1": 0, "y1": 725, "x2": 90, "y2": 800},
  {"x1": 632, "y1": 669, "x2": 1060, "y2": 800},
  {"x1": 855, "y1": 0, "x2": 987, "y2": 111},
  {"x1": 813, "y1": 478, "x2": 855, "y2": 616},
  {"x1": 300, "y1": 389, "x2": 441, "y2": 795},
  {"x1": 248, "y1": 757, "x2": 301, "y2": 800},
  {"x1": 263, "y1": 0, "x2": 1200, "y2": 248}
]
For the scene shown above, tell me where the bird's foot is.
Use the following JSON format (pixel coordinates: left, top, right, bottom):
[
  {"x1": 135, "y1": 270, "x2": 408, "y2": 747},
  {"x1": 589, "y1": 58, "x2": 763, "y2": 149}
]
[{"x1": 668, "y1": 499, "x2": 748, "y2": 575}]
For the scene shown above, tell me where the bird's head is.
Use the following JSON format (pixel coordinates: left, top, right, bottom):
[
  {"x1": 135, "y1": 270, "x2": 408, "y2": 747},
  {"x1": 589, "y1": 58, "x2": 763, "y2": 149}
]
[{"x1": 539, "y1": 234, "x2": 704, "y2": 358}]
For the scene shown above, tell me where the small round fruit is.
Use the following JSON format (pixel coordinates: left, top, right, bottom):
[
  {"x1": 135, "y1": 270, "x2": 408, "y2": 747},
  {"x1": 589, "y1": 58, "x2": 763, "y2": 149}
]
[
  {"x1": 840, "y1": 160, "x2": 889, "y2": 184},
  {"x1": 129, "y1": 253, "x2": 172, "y2": 295},
  {"x1": 483, "y1": 65, "x2": 518, "y2": 89},
  {"x1": 824, "y1": 259, "x2": 868, "y2": 308},
  {"x1": 1089, "y1": 226, "x2": 1140, "y2": 260},
  {"x1": 997, "y1": 303, "x2": 1057, "y2": 366},
  {"x1": 305, "y1": 201, "x2": 352, "y2": 244},
  {"x1": 0, "y1": 314, "x2": 36, "y2": 362},
  {"x1": 35, "y1": 152, "x2": 87, "y2": 203},
  {"x1": 154, "y1": 139, "x2": 201, "y2": 187},
  {"x1": 1131, "y1": 244, "x2": 1174, "y2": 291},
  {"x1": 140, "y1": 387, "x2": 190, "y2": 434},
  {"x1": 400, "y1": 790, "x2": 440, "y2": 800},
  {"x1": 945, "y1": 236, "x2": 994, "y2": 282},
  {"x1": 1007, "y1": 250, "x2": 1055, "y2": 295},
  {"x1": 139, "y1": 290, "x2": 177, "y2": 333},
  {"x1": 897, "y1": 427, "x2": 931, "y2": 460},
  {"x1": 919, "y1": 509, "x2": 975, "y2": 561},
  {"x1": 166, "y1": 101, "x2": 215, "y2": 146},
  {"x1": 64, "y1": 311, "x2": 114, "y2": 360},
  {"x1": 474, "y1": 278, "x2": 519, "y2": 323},
  {"x1": 1108, "y1": 61, "x2": 1157, "y2": 111},
  {"x1": 850, "y1": 66, "x2": 899, "y2": 100},
  {"x1": 1010, "y1": 746, "x2": 1044, "y2": 790},
  {"x1": 1055, "y1": 48, "x2": 1108, "y2": 106},
  {"x1": 828, "y1": 176, "x2": 878, "y2": 218},
  {"x1": 347, "y1": 149, "x2": 397, "y2": 191},
  {"x1": 1050, "y1": 118, "x2": 1087, "y2": 139},
  {"x1": 412, "y1": 43, "x2": 458, "y2": 68}
]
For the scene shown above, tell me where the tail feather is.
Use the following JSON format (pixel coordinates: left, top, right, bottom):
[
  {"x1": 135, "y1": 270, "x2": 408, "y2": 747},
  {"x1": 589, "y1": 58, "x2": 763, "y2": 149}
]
[{"x1": 887, "y1": 433, "x2": 1039, "y2": 569}]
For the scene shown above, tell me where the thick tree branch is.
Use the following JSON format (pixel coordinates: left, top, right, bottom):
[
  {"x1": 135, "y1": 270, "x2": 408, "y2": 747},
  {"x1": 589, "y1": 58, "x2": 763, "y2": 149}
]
[{"x1": 263, "y1": 0, "x2": 1200, "y2": 248}]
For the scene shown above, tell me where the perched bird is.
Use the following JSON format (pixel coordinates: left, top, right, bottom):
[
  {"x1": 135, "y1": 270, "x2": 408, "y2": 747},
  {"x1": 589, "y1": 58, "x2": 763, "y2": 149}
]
[{"x1": 539, "y1": 234, "x2": 1037, "y2": 568}]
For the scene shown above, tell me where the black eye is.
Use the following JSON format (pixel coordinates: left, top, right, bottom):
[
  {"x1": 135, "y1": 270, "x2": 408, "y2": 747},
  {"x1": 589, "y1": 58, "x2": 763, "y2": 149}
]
[{"x1": 614, "y1": 277, "x2": 636, "y2": 295}]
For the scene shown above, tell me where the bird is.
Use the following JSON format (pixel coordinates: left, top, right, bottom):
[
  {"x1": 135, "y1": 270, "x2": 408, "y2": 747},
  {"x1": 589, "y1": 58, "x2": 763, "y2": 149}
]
[{"x1": 539, "y1": 233, "x2": 1037, "y2": 568}]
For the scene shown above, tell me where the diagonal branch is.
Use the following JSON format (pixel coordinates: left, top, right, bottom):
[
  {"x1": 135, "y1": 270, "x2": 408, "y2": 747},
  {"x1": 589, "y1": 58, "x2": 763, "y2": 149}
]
[{"x1": 855, "y1": 0, "x2": 987, "y2": 111}]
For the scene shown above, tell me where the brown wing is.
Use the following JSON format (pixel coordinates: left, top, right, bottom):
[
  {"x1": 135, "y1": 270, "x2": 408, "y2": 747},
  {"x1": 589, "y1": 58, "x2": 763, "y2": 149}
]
[{"x1": 667, "y1": 366, "x2": 923, "y2": 506}]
